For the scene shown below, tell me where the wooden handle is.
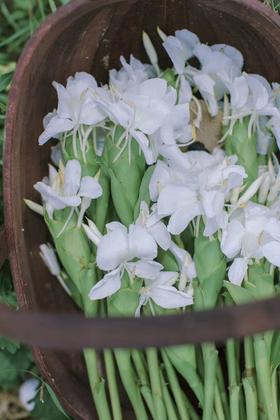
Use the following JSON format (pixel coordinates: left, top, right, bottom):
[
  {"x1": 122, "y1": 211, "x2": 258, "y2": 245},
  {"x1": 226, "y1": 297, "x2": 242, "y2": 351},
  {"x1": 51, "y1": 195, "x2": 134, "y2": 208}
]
[
  {"x1": 0, "y1": 295, "x2": 280, "y2": 350},
  {"x1": 0, "y1": 226, "x2": 8, "y2": 268}
]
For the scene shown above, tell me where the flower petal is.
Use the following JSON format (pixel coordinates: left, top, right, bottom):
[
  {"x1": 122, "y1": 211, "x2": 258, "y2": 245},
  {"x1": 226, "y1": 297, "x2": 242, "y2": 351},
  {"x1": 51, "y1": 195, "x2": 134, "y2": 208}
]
[
  {"x1": 167, "y1": 205, "x2": 201, "y2": 235},
  {"x1": 157, "y1": 185, "x2": 197, "y2": 216},
  {"x1": 149, "y1": 221, "x2": 172, "y2": 250},
  {"x1": 63, "y1": 160, "x2": 81, "y2": 196},
  {"x1": 89, "y1": 267, "x2": 122, "y2": 300},
  {"x1": 79, "y1": 176, "x2": 103, "y2": 199},
  {"x1": 38, "y1": 115, "x2": 74, "y2": 145},
  {"x1": 128, "y1": 225, "x2": 158, "y2": 260},
  {"x1": 228, "y1": 258, "x2": 248, "y2": 286},
  {"x1": 149, "y1": 285, "x2": 193, "y2": 309},
  {"x1": 96, "y1": 229, "x2": 129, "y2": 270},
  {"x1": 221, "y1": 219, "x2": 244, "y2": 259},
  {"x1": 127, "y1": 261, "x2": 163, "y2": 280},
  {"x1": 34, "y1": 182, "x2": 81, "y2": 209},
  {"x1": 149, "y1": 160, "x2": 171, "y2": 201},
  {"x1": 262, "y1": 241, "x2": 280, "y2": 267}
]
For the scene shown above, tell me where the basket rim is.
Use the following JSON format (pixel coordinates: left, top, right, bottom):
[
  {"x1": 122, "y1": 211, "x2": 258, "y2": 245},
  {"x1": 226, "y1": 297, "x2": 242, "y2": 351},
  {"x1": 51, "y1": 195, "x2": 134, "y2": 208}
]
[{"x1": 3, "y1": 0, "x2": 280, "y2": 350}]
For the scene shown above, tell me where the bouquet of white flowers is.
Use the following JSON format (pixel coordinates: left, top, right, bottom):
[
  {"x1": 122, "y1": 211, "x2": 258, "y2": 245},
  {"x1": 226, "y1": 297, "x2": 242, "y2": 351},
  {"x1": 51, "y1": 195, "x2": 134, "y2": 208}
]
[{"x1": 26, "y1": 28, "x2": 280, "y2": 420}]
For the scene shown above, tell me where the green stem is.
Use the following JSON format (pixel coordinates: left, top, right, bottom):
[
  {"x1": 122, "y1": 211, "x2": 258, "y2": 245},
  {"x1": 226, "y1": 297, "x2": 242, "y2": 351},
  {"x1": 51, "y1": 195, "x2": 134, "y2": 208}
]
[
  {"x1": 146, "y1": 348, "x2": 167, "y2": 420},
  {"x1": 84, "y1": 349, "x2": 112, "y2": 420},
  {"x1": 164, "y1": 347, "x2": 204, "y2": 406},
  {"x1": 272, "y1": 368, "x2": 279, "y2": 417},
  {"x1": 244, "y1": 337, "x2": 254, "y2": 374},
  {"x1": 159, "y1": 369, "x2": 179, "y2": 420},
  {"x1": 254, "y1": 334, "x2": 278, "y2": 420},
  {"x1": 161, "y1": 350, "x2": 190, "y2": 420},
  {"x1": 182, "y1": 394, "x2": 200, "y2": 420},
  {"x1": 214, "y1": 384, "x2": 225, "y2": 420},
  {"x1": 226, "y1": 338, "x2": 240, "y2": 420},
  {"x1": 104, "y1": 350, "x2": 122, "y2": 420},
  {"x1": 242, "y1": 377, "x2": 258, "y2": 420},
  {"x1": 82, "y1": 276, "x2": 112, "y2": 420},
  {"x1": 114, "y1": 349, "x2": 148, "y2": 420},
  {"x1": 243, "y1": 337, "x2": 258, "y2": 420},
  {"x1": 217, "y1": 362, "x2": 230, "y2": 419},
  {"x1": 131, "y1": 349, "x2": 155, "y2": 419},
  {"x1": 202, "y1": 343, "x2": 218, "y2": 420}
]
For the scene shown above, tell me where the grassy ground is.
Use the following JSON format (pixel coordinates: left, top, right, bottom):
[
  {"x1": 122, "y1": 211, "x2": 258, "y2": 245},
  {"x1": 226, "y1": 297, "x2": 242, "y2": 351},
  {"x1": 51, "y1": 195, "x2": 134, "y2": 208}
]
[{"x1": 0, "y1": 0, "x2": 279, "y2": 419}]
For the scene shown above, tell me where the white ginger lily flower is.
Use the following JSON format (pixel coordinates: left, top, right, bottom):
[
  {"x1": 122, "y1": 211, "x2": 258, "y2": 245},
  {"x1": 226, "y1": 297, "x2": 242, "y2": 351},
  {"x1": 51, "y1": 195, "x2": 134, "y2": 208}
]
[
  {"x1": 34, "y1": 160, "x2": 102, "y2": 221},
  {"x1": 97, "y1": 78, "x2": 178, "y2": 164},
  {"x1": 19, "y1": 379, "x2": 40, "y2": 411},
  {"x1": 136, "y1": 201, "x2": 171, "y2": 250},
  {"x1": 170, "y1": 242, "x2": 197, "y2": 291},
  {"x1": 186, "y1": 43, "x2": 243, "y2": 116},
  {"x1": 89, "y1": 222, "x2": 162, "y2": 300},
  {"x1": 221, "y1": 203, "x2": 280, "y2": 285},
  {"x1": 145, "y1": 101, "x2": 193, "y2": 163},
  {"x1": 83, "y1": 218, "x2": 103, "y2": 246},
  {"x1": 142, "y1": 31, "x2": 161, "y2": 75},
  {"x1": 109, "y1": 55, "x2": 154, "y2": 92},
  {"x1": 149, "y1": 151, "x2": 213, "y2": 201},
  {"x1": 50, "y1": 143, "x2": 62, "y2": 167},
  {"x1": 163, "y1": 29, "x2": 200, "y2": 75},
  {"x1": 223, "y1": 73, "x2": 280, "y2": 151},
  {"x1": 135, "y1": 270, "x2": 193, "y2": 317},
  {"x1": 266, "y1": 82, "x2": 280, "y2": 152},
  {"x1": 38, "y1": 72, "x2": 106, "y2": 145},
  {"x1": 39, "y1": 243, "x2": 72, "y2": 296},
  {"x1": 156, "y1": 149, "x2": 246, "y2": 236}
]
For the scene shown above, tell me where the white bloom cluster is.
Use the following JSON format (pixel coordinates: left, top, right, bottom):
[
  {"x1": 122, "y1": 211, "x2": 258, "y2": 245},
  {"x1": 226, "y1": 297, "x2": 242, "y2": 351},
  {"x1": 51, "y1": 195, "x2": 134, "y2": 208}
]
[
  {"x1": 29, "y1": 26, "x2": 280, "y2": 420},
  {"x1": 32, "y1": 26, "x2": 280, "y2": 315}
]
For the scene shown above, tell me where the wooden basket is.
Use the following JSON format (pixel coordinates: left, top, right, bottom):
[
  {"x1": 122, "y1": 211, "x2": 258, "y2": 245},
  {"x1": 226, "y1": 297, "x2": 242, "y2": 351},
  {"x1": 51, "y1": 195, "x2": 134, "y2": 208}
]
[{"x1": 2, "y1": 0, "x2": 280, "y2": 418}]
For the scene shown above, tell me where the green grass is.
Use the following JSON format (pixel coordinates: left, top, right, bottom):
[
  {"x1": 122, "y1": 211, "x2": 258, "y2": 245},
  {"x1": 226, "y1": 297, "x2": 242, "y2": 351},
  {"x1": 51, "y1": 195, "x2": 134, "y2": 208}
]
[
  {"x1": 264, "y1": 0, "x2": 280, "y2": 11},
  {"x1": 0, "y1": 0, "x2": 278, "y2": 418}
]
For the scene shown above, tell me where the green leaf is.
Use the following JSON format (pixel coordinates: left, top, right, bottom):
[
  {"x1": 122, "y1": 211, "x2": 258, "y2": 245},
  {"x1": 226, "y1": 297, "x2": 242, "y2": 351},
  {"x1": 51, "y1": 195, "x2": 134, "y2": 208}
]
[
  {"x1": 0, "y1": 336, "x2": 20, "y2": 354},
  {"x1": 31, "y1": 385, "x2": 70, "y2": 420},
  {"x1": 223, "y1": 281, "x2": 254, "y2": 305},
  {"x1": 224, "y1": 117, "x2": 258, "y2": 186},
  {"x1": 0, "y1": 72, "x2": 13, "y2": 92},
  {"x1": 134, "y1": 165, "x2": 155, "y2": 219},
  {"x1": 45, "y1": 384, "x2": 72, "y2": 419},
  {"x1": 194, "y1": 229, "x2": 226, "y2": 309},
  {"x1": 271, "y1": 332, "x2": 280, "y2": 370}
]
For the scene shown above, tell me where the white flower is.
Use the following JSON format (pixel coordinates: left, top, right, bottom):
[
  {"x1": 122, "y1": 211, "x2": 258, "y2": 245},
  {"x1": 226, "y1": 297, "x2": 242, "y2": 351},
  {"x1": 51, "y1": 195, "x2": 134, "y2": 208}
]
[
  {"x1": 39, "y1": 243, "x2": 72, "y2": 296},
  {"x1": 221, "y1": 203, "x2": 280, "y2": 285},
  {"x1": 83, "y1": 218, "x2": 103, "y2": 246},
  {"x1": 97, "y1": 78, "x2": 178, "y2": 164},
  {"x1": 192, "y1": 73, "x2": 219, "y2": 117},
  {"x1": 149, "y1": 159, "x2": 191, "y2": 201},
  {"x1": 155, "y1": 149, "x2": 246, "y2": 236},
  {"x1": 170, "y1": 242, "x2": 197, "y2": 291},
  {"x1": 19, "y1": 379, "x2": 40, "y2": 411},
  {"x1": 185, "y1": 43, "x2": 243, "y2": 116},
  {"x1": 50, "y1": 143, "x2": 62, "y2": 166},
  {"x1": 223, "y1": 73, "x2": 280, "y2": 150},
  {"x1": 193, "y1": 43, "x2": 243, "y2": 99},
  {"x1": 142, "y1": 32, "x2": 160, "y2": 75},
  {"x1": 39, "y1": 243, "x2": 60, "y2": 276},
  {"x1": 109, "y1": 55, "x2": 154, "y2": 92},
  {"x1": 136, "y1": 201, "x2": 171, "y2": 250},
  {"x1": 135, "y1": 270, "x2": 193, "y2": 317},
  {"x1": 38, "y1": 72, "x2": 105, "y2": 145},
  {"x1": 163, "y1": 29, "x2": 200, "y2": 75},
  {"x1": 89, "y1": 222, "x2": 162, "y2": 300},
  {"x1": 34, "y1": 160, "x2": 102, "y2": 219}
]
